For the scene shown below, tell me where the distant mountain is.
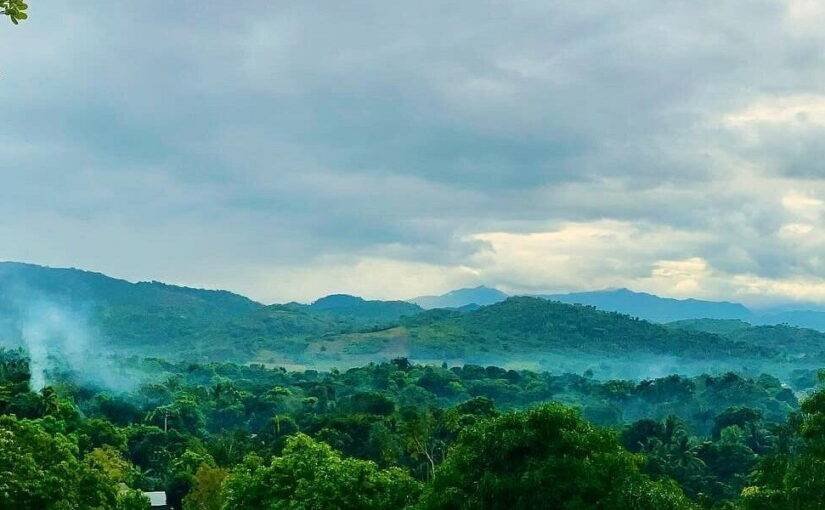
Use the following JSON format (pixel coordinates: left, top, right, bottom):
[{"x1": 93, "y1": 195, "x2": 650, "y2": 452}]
[
  {"x1": 752, "y1": 310, "x2": 825, "y2": 332},
  {"x1": 537, "y1": 287, "x2": 825, "y2": 332},
  {"x1": 410, "y1": 286, "x2": 508, "y2": 309},
  {"x1": 539, "y1": 288, "x2": 752, "y2": 323}
]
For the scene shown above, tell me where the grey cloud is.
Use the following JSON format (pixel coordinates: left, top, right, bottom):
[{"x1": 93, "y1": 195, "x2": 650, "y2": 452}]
[{"x1": 3, "y1": 1, "x2": 825, "y2": 300}]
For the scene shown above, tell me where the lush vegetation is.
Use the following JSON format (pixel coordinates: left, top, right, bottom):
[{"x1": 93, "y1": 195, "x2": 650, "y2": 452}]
[
  {"x1": 2, "y1": 346, "x2": 825, "y2": 509},
  {"x1": 8, "y1": 263, "x2": 825, "y2": 380},
  {"x1": 394, "y1": 297, "x2": 770, "y2": 359},
  {"x1": 8, "y1": 264, "x2": 825, "y2": 507},
  {"x1": 669, "y1": 319, "x2": 825, "y2": 360}
]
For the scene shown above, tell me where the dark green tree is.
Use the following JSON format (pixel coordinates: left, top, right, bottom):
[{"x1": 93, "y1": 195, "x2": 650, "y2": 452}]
[{"x1": 421, "y1": 403, "x2": 695, "y2": 510}]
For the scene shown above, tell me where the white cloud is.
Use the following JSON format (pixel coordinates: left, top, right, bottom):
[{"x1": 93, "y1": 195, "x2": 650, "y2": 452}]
[
  {"x1": 782, "y1": 192, "x2": 824, "y2": 221},
  {"x1": 466, "y1": 221, "x2": 709, "y2": 294},
  {"x1": 724, "y1": 95, "x2": 825, "y2": 128},
  {"x1": 225, "y1": 257, "x2": 479, "y2": 303}
]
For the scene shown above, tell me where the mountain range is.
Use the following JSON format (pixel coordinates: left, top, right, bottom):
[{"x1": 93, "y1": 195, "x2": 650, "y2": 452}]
[
  {"x1": 3, "y1": 261, "x2": 825, "y2": 378},
  {"x1": 412, "y1": 285, "x2": 825, "y2": 332}
]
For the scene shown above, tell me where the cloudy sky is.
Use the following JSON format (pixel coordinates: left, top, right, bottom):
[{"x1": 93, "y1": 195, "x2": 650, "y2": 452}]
[{"x1": 3, "y1": 1, "x2": 825, "y2": 305}]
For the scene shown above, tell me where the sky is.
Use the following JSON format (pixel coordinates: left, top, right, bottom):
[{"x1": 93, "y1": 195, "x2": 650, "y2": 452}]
[{"x1": 4, "y1": 1, "x2": 825, "y2": 305}]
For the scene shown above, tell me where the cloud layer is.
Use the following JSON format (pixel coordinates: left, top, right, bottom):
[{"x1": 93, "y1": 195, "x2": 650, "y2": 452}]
[{"x1": 3, "y1": 1, "x2": 825, "y2": 304}]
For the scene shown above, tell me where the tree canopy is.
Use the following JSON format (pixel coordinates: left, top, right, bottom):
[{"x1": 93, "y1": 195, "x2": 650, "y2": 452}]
[{"x1": 421, "y1": 403, "x2": 695, "y2": 510}]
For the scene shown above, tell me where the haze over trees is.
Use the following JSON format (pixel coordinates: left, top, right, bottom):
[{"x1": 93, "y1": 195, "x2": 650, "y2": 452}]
[
  {"x1": 5, "y1": 262, "x2": 825, "y2": 382},
  {"x1": 3, "y1": 264, "x2": 825, "y2": 507},
  {"x1": 0, "y1": 344, "x2": 823, "y2": 509}
]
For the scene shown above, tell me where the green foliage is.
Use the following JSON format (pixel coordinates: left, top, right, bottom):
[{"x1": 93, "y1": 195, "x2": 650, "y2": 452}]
[
  {"x1": 1, "y1": 0, "x2": 26, "y2": 24},
  {"x1": 0, "y1": 345, "x2": 814, "y2": 509},
  {"x1": 8, "y1": 266, "x2": 825, "y2": 508},
  {"x1": 222, "y1": 434, "x2": 421, "y2": 509},
  {"x1": 182, "y1": 464, "x2": 227, "y2": 510},
  {"x1": 670, "y1": 319, "x2": 825, "y2": 361},
  {"x1": 421, "y1": 403, "x2": 695, "y2": 509},
  {"x1": 738, "y1": 378, "x2": 825, "y2": 509},
  {"x1": 0, "y1": 415, "x2": 131, "y2": 509}
]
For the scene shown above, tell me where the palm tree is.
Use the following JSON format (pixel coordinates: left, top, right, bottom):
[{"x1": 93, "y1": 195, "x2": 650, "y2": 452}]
[{"x1": 40, "y1": 386, "x2": 60, "y2": 415}]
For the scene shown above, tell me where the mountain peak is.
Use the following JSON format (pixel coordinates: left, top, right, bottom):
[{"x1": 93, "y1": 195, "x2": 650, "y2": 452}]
[{"x1": 410, "y1": 286, "x2": 508, "y2": 309}]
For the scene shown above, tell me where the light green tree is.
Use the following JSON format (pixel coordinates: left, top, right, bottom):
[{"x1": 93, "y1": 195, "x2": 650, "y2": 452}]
[
  {"x1": 182, "y1": 464, "x2": 228, "y2": 510},
  {"x1": 2, "y1": 0, "x2": 27, "y2": 24},
  {"x1": 222, "y1": 433, "x2": 421, "y2": 510},
  {"x1": 0, "y1": 415, "x2": 140, "y2": 509}
]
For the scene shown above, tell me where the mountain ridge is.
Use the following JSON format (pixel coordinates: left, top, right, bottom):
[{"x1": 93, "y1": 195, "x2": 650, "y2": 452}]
[{"x1": 539, "y1": 288, "x2": 752, "y2": 323}]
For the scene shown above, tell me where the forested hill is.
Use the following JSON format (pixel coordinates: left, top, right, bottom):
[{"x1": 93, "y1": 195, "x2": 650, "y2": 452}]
[
  {"x1": 343, "y1": 296, "x2": 774, "y2": 361},
  {"x1": 3, "y1": 262, "x2": 825, "y2": 375},
  {"x1": 304, "y1": 297, "x2": 784, "y2": 377},
  {"x1": 0, "y1": 263, "x2": 422, "y2": 361},
  {"x1": 0, "y1": 261, "x2": 260, "y2": 315},
  {"x1": 667, "y1": 318, "x2": 825, "y2": 359},
  {"x1": 308, "y1": 294, "x2": 422, "y2": 323}
]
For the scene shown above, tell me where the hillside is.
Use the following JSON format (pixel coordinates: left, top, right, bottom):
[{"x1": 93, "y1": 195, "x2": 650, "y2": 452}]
[
  {"x1": 308, "y1": 297, "x2": 779, "y2": 374},
  {"x1": 0, "y1": 263, "x2": 424, "y2": 361},
  {"x1": 0, "y1": 261, "x2": 261, "y2": 314},
  {"x1": 667, "y1": 318, "x2": 825, "y2": 359},
  {"x1": 754, "y1": 309, "x2": 825, "y2": 331},
  {"x1": 0, "y1": 262, "x2": 265, "y2": 358},
  {"x1": 405, "y1": 297, "x2": 768, "y2": 358},
  {"x1": 309, "y1": 294, "x2": 422, "y2": 324}
]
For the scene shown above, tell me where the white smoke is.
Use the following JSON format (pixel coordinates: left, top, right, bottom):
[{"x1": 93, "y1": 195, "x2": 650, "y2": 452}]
[
  {"x1": 20, "y1": 301, "x2": 90, "y2": 391},
  {"x1": 0, "y1": 279, "x2": 137, "y2": 391}
]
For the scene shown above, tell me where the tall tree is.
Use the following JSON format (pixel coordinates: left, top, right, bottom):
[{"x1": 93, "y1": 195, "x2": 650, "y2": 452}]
[
  {"x1": 222, "y1": 434, "x2": 421, "y2": 510},
  {"x1": 421, "y1": 403, "x2": 696, "y2": 510}
]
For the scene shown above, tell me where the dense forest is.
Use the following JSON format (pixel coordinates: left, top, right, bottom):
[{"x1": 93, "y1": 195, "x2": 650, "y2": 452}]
[
  {"x1": 1, "y1": 347, "x2": 824, "y2": 509},
  {"x1": 5, "y1": 264, "x2": 825, "y2": 508}
]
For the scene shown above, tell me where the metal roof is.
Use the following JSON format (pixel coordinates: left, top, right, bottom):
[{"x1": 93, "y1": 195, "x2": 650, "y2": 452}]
[{"x1": 143, "y1": 491, "x2": 167, "y2": 507}]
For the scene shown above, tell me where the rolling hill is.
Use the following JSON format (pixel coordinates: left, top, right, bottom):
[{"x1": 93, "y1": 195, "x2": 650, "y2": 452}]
[
  {"x1": 0, "y1": 262, "x2": 423, "y2": 361},
  {"x1": 309, "y1": 297, "x2": 780, "y2": 372},
  {"x1": 667, "y1": 318, "x2": 825, "y2": 359},
  {"x1": 4, "y1": 262, "x2": 825, "y2": 377}
]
